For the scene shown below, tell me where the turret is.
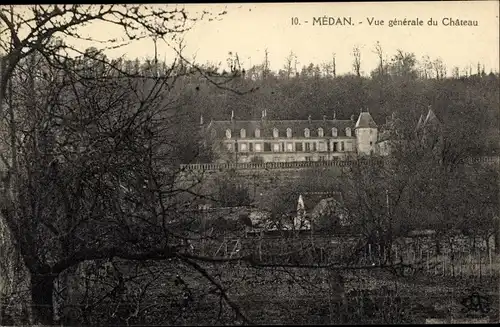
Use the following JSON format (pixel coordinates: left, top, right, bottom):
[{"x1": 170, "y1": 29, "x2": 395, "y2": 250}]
[{"x1": 355, "y1": 110, "x2": 378, "y2": 155}]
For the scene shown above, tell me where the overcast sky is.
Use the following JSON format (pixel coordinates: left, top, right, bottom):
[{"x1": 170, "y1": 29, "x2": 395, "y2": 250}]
[{"x1": 79, "y1": 2, "x2": 498, "y2": 76}]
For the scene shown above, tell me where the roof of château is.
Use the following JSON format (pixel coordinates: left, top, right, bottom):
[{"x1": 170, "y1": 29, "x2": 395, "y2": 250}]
[
  {"x1": 206, "y1": 118, "x2": 356, "y2": 138},
  {"x1": 355, "y1": 112, "x2": 378, "y2": 129}
]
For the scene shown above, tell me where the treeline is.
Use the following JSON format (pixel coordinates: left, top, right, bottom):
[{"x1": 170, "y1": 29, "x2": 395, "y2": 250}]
[
  {"x1": 172, "y1": 48, "x2": 499, "y2": 157},
  {"x1": 41, "y1": 46, "x2": 500, "y2": 160}
]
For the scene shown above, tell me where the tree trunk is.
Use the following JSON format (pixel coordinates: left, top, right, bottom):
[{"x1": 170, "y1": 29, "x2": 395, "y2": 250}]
[{"x1": 31, "y1": 273, "x2": 56, "y2": 325}]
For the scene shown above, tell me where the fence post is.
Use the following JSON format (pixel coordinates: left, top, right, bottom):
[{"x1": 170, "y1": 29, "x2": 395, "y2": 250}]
[
  {"x1": 368, "y1": 244, "x2": 372, "y2": 263},
  {"x1": 258, "y1": 233, "x2": 262, "y2": 261},
  {"x1": 458, "y1": 253, "x2": 462, "y2": 278},
  {"x1": 489, "y1": 248, "x2": 492, "y2": 275},
  {"x1": 426, "y1": 250, "x2": 429, "y2": 273},
  {"x1": 451, "y1": 253, "x2": 455, "y2": 278},
  {"x1": 479, "y1": 249, "x2": 482, "y2": 281},
  {"x1": 469, "y1": 254, "x2": 473, "y2": 280}
]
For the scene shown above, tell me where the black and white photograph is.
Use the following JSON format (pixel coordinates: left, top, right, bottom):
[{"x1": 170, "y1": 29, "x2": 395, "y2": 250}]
[{"x1": 0, "y1": 1, "x2": 499, "y2": 325}]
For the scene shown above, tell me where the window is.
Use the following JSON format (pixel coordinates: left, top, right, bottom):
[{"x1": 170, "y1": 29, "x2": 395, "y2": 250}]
[
  {"x1": 370, "y1": 141, "x2": 373, "y2": 146},
  {"x1": 240, "y1": 129, "x2": 246, "y2": 138},
  {"x1": 319, "y1": 142, "x2": 326, "y2": 152},
  {"x1": 254, "y1": 143, "x2": 262, "y2": 152},
  {"x1": 319, "y1": 156, "x2": 326, "y2": 161},
  {"x1": 305, "y1": 156, "x2": 312, "y2": 162},
  {"x1": 304, "y1": 128, "x2": 310, "y2": 138},
  {"x1": 312, "y1": 143, "x2": 317, "y2": 152},
  {"x1": 305, "y1": 143, "x2": 311, "y2": 152},
  {"x1": 333, "y1": 142, "x2": 338, "y2": 152},
  {"x1": 286, "y1": 143, "x2": 294, "y2": 151},
  {"x1": 225, "y1": 129, "x2": 231, "y2": 139},
  {"x1": 273, "y1": 128, "x2": 279, "y2": 138},
  {"x1": 286, "y1": 128, "x2": 292, "y2": 138},
  {"x1": 249, "y1": 143, "x2": 253, "y2": 152},
  {"x1": 296, "y1": 142, "x2": 303, "y2": 152},
  {"x1": 332, "y1": 127, "x2": 338, "y2": 137},
  {"x1": 345, "y1": 127, "x2": 352, "y2": 137},
  {"x1": 226, "y1": 143, "x2": 233, "y2": 151},
  {"x1": 341, "y1": 141, "x2": 345, "y2": 151},
  {"x1": 255, "y1": 128, "x2": 261, "y2": 138},
  {"x1": 318, "y1": 128, "x2": 324, "y2": 137},
  {"x1": 240, "y1": 143, "x2": 248, "y2": 152},
  {"x1": 273, "y1": 143, "x2": 280, "y2": 152}
]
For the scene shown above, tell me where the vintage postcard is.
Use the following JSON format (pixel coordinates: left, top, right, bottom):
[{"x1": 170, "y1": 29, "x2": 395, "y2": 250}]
[{"x1": 0, "y1": 1, "x2": 498, "y2": 325}]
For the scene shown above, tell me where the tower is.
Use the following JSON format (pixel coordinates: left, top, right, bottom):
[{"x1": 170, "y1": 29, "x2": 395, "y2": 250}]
[{"x1": 355, "y1": 110, "x2": 378, "y2": 156}]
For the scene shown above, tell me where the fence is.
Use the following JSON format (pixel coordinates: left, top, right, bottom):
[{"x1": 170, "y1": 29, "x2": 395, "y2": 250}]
[
  {"x1": 362, "y1": 236, "x2": 498, "y2": 279},
  {"x1": 179, "y1": 155, "x2": 500, "y2": 172},
  {"x1": 179, "y1": 159, "x2": 383, "y2": 172}
]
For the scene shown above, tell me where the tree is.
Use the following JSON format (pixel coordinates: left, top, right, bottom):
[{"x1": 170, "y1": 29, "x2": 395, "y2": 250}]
[
  {"x1": 0, "y1": 5, "x2": 233, "y2": 325},
  {"x1": 215, "y1": 175, "x2": 252, "y2": 207},
  {"x1": 262, "y1": 48, "x2": 272, "y2": 80},
  {"x1": 432, "y1": 58, "x2": 446, "y2": 80},
  {"x1": 373, "y1": 41, "x2": 385, "y2": 77},
  {"x1": 283, "y1": 51, "x2": 297, "y2": 79},
  {"x1": 387, "y1": 50, "x2": 418, "y2": 80},
  {"x1": 332, "y1": 52, "x2": 337, "y2": 78},
  {"x1": 352, "y1": 46, "x2": 361, "y2": 77}
]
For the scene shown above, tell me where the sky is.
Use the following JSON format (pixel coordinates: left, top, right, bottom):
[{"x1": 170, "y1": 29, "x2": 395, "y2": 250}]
[{"x1": 73, "y1": 2, "x2": 499, "y2": 76}]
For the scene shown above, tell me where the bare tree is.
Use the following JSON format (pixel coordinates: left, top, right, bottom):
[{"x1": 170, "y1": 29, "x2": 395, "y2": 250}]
[
  {"x1": 388, "y1": 50, "x2": 418, "y2": 79},
  {"x1": 283, "y1": 51, "x2": 297, "y2": 79},
  {"x1": 352, "y1": 46, "x2": 361, "y2": 77},
  {"x1": 332, "y1": 52, "x2": 337, "y2": 78},
  {"x1": 0, "y1": 5, "x2": 239, "y2": 325},
  {"x1": 419, "y1": 55, "x2": 433, "y2": 79},
  {"x1": 432, "y1": 58, "x2": 447, "y2": 80},
  {"x1": 373, "y1": 41, "x2": 384, "y2": 77},
  {"x1": 262, "y1": 48, "x2": 271, "y2": 79}
]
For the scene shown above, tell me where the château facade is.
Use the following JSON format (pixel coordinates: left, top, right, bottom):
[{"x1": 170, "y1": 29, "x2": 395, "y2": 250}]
[{"x1": 202, "y1": 110, "x2": 380, "y2": 163}]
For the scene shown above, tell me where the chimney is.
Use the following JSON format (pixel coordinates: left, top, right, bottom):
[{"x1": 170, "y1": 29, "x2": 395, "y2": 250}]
[
  {"x1": 308, "y1": 115, "x2": 312, "y2": 123},
  {"x1": 333, "y1": 111, "x2": 336, "y2": 119},
  {"x1": 350, "y1": 114, "x2": 355, "y2": 122},
  {"x1": 323, "y1": 115, "x2": 327, "y2": 122},
  {"x1": 200, "y1": 114, "x2": 204, "y2": 126},
  {"x1": 231, "y1": 110, "x2": 234, "y2": 122}
]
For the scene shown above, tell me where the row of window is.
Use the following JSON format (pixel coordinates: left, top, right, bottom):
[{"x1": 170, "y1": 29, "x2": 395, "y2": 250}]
[
  {"x1": 227, "y1": 141, "x2": 351, "y2": 153},
  {"x1": 226, "y1": 127, "x2": 352, "y2": 139}
]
